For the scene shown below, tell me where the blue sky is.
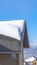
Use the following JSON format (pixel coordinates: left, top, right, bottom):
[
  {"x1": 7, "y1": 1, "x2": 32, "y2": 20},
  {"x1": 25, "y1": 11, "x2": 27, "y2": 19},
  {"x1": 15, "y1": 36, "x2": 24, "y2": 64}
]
[{"x1": 0, "y1": 0, "x2": 37, "y2": 45}]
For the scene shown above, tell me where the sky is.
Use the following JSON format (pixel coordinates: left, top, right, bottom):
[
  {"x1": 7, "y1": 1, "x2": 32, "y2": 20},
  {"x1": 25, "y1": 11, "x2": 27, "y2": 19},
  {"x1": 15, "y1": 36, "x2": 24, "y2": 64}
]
[{"x1": 0, "y1": 0, "x2": 37, "y2": 46}]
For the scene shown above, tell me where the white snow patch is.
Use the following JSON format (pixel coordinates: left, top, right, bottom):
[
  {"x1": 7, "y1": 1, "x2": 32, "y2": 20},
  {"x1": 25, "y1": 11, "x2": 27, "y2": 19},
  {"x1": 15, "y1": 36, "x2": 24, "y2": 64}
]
[
  {"x1": 25, "y1": 56, "x2": 36, "y2": 62},
  {"x1": 0, "y1": 20, "x2": 24, "y2": 40}
]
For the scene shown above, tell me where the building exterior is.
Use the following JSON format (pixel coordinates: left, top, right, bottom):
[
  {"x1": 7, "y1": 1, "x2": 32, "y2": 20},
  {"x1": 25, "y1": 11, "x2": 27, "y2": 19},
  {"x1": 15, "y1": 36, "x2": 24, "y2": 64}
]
[
  {"x1": 0, "y1": 20, "x2": 29, "y2": 65},
  {"x1": 25, "y1": 56, "x2": 36, "y2": 65}
]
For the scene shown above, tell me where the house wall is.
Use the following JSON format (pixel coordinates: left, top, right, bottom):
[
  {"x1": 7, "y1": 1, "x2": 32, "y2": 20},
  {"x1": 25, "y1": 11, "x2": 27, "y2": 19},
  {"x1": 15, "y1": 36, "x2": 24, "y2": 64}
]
[
  {"x1": 0, "y1": 37, "x2": 23, "y2": 65},
  {"x1": 0, "y1": 54, "x2": 16, "y2": 65},
  {"x1": 0, "y1": 53, "x2": 24, "y2": 65}
]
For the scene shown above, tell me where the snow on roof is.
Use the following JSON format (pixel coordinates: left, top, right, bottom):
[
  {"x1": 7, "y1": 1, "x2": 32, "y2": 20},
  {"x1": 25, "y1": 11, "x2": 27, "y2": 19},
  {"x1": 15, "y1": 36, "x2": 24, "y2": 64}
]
[
  {"x1": 25, "y1": 56, "x2": 36, "y2": 62},
  {"x1": 0, "y1": 20, "x2": 24, "y2": 40}
]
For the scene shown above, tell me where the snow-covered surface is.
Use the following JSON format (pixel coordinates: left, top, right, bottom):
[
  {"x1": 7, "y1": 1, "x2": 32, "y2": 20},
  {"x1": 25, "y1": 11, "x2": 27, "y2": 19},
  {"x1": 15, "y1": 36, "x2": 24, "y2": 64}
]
[
  {"x1": 0, "y1": 20, "x2": 24, "y2": 40},
  {"x1": 25, "y1": 56, "x2": 36, "y2": 62}
]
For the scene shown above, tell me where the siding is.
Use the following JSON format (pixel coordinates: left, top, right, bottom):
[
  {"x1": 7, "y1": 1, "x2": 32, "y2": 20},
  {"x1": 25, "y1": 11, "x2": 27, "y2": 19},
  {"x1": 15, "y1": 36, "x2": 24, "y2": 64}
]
[{"x1": 0, "y1": 54, "x2": 16, "y2": 65}]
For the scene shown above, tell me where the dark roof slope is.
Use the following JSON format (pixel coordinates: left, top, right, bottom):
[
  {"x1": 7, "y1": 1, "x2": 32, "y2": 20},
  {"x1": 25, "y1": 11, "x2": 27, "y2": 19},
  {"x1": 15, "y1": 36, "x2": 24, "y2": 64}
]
[{"x1": 23, "y1": 22, "x2": 29, "y2": 48}]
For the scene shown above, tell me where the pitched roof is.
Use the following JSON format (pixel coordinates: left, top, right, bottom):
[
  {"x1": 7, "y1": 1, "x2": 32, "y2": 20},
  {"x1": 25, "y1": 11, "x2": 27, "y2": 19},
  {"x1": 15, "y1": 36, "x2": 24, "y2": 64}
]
[
  {"x1": 0, "y1": 20, "x2": 29, "y2": 48},
  {"x1": 0, "y1": 20, "x2": 24, "y2": 40}
]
